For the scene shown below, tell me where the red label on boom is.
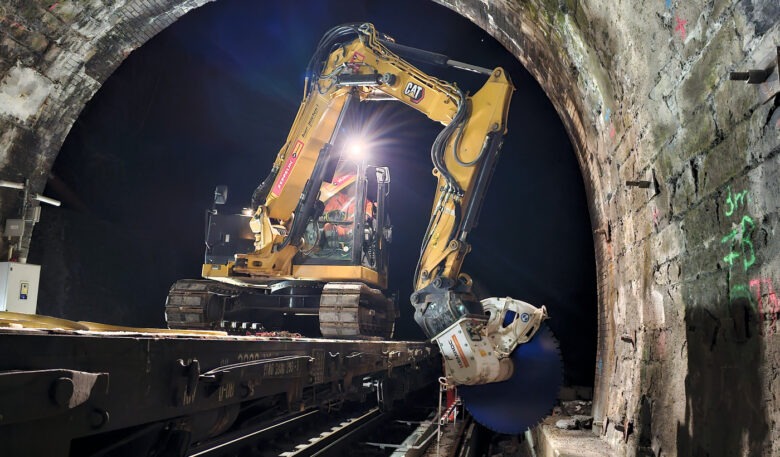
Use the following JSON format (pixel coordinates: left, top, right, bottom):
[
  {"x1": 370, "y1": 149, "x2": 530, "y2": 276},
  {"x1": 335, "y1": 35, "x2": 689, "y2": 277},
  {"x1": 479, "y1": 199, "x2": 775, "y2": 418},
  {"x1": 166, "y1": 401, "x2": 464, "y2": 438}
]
[
  {"x1": 348, "y1": 52, "x2": 364, "y2": 71},
  {"x1": 272, "y1": 140, "x2": 305, "y2": 196}
]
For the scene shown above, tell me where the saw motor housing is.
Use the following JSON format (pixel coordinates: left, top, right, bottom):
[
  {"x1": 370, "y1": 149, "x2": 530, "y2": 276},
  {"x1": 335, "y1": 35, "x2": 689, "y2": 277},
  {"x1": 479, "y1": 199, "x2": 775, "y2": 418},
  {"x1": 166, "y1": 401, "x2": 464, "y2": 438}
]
[{"x1": 433, "y1": 298, "x2": 547, "y2": 385}]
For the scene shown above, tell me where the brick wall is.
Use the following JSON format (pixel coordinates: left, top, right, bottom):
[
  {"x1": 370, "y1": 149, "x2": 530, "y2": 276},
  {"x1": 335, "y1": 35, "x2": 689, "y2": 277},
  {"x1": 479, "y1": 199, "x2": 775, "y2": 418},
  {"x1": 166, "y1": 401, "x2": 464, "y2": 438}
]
[
  {"x1": 438, "y1": 0, "x2": 779, "y2": 455},
  {"x1": 0, "y1": 0, "x2": 213, "y2": 259},
  {"x1": 0, "y1": 0, "x2": 778, "y2": 454}
]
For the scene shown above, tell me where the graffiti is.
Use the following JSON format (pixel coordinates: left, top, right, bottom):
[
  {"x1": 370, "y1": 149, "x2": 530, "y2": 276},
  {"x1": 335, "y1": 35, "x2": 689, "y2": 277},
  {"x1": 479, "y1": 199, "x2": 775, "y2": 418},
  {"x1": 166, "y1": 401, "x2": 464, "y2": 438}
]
[
  {"x1": 652, "y1": 205, "x2": 660, "y2": 228},
  {"x1": 603, "y1": 107, "x2": 616, "y2": 140},
  {"x1": 720, "y1": 215, "x2": 756, "y2": 271},
  {"x1": 730, "y1": 283, "x2": 751, "y2": 300},
  {"x1": 720, "y1": 186, "x2": 760, "y2": 318},
  {"x1": 718, "y1": 187, "x2": 778, "y2": 336},
  {"x1": 0, "y1": 17, "x2": 28, "y2": 32},
  {"x1": 724, "y1": 186, "x2": 749, "y2": 217},
  {"x1": 674, "y1": 16, "x2": 687, "y2": 40},
  {"x1": 749, "y1": 278, "x2": 780, "y2": 336},
  {"x1": 720, "y1": 186, "x2": 755, "y2": 272},
  {"x1": 665, "y1": 0, "x2": 672, "y2": 9}
]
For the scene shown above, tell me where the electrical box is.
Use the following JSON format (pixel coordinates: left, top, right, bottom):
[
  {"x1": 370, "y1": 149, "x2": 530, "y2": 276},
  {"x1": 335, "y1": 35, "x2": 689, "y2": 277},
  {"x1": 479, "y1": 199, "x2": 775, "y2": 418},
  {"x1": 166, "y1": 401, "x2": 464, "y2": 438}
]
[
  {"x1": 4, "y1": 219, "x2": 24, "y2": 237},
  {"x1": 0, "y1": 262, "x2": 40, "y2": 314}
]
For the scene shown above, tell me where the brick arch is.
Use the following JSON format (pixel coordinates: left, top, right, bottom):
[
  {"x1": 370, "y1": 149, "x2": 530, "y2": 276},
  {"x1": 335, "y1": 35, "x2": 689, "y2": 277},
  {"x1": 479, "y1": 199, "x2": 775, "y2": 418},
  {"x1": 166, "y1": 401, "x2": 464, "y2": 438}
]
[
  {"x1": 0, "y1": 1, "x2": 598, "y2": 215},
  {"x1": 0, "y1": 0, "x2": 215, "y2": 194},
  {"x1": 1, "y1": 1, "x2": 778, "y2": 455}
]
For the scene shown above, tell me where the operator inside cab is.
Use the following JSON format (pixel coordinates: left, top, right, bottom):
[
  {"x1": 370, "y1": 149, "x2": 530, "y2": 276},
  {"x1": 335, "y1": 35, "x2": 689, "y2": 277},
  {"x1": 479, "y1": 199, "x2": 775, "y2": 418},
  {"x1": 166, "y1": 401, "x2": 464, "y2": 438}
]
[{"x1": 307, "y1": 160, "x2": 375, "y2": 261}]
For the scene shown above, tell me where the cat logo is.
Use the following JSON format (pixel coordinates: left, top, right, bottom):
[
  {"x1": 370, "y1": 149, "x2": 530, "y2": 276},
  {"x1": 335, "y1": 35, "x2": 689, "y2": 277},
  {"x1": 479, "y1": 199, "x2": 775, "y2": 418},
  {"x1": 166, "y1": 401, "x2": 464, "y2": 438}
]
[{"x1": 403, "y1": 82, "x2": 425, "y2": 104}]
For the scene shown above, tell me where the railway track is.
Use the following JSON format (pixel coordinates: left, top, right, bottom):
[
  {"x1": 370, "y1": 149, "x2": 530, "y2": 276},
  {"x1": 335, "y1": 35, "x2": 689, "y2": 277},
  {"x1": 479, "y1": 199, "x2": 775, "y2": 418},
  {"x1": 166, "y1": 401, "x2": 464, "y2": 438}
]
[
  {"x1": 184, "y1": 405, "x2": 386, "y2": 457},
  {"x1": 186, "y1": 387, "x2": 441, "y2": 457}
]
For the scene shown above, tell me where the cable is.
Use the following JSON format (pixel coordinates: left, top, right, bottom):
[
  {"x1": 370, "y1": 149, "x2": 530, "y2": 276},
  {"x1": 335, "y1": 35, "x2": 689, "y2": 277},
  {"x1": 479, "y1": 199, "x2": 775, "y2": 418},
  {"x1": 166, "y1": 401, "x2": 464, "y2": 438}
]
[
  {"x1": 453, "y1": 101, "x2": 487, "y2": 167},
  {"x1": 429, "y1": 88, "x2": 467, "y2": 195},
  {"x1": 305, "y1": 24, "x2": 364, "y2": 96}
]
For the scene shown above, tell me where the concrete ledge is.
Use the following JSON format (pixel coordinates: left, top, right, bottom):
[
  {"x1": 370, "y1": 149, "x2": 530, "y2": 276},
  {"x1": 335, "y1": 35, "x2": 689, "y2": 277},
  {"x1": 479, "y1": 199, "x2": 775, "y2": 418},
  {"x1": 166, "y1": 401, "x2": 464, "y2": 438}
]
[{"x1": 531, "y1": 418, "x2": 615, "y2": 457}]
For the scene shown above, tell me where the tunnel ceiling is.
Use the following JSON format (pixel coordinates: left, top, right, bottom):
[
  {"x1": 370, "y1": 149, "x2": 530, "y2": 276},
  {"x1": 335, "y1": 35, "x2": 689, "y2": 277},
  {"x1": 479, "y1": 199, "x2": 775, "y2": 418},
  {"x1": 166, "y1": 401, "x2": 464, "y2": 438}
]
[{"x1": 0, "y1": 0, "x2": 778, "y2": 455}]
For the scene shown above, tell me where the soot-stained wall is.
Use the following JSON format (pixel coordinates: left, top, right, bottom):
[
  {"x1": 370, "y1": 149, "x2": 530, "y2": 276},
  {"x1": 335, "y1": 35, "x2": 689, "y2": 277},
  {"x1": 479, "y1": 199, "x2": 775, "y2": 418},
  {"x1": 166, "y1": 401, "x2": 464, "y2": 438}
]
[{"x1": 0, "y1": 0, "x2": 778, "y2": 455}]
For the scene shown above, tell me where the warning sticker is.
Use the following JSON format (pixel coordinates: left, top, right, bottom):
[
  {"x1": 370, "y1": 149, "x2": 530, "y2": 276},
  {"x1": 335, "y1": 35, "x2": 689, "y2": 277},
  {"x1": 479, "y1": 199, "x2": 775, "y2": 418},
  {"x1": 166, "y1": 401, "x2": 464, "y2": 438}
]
[
  {"x1": 348, "y1": 52, "x2": 364, "y2": 71},
  {"x1": 272, "y1": 140, "x2": 305, "y2": 196},
  {"x1": 331, "y1": 173, "x2": 353, "y2": 188},
  {"x1": 450, "y1": 334, "x2": 470, "y2": 368}
]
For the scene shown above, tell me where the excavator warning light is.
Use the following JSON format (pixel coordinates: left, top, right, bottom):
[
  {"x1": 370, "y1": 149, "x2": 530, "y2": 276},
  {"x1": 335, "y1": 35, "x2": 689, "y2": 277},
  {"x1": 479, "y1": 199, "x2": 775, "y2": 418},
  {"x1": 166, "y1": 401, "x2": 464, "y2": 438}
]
[{"x1": 345, "y1": 137, "x2": 368, "y2": 160}]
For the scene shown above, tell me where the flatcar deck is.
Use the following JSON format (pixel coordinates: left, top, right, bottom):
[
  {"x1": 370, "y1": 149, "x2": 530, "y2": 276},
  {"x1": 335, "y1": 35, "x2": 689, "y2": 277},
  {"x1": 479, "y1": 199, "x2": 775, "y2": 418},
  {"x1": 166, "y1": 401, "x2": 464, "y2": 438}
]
[{"x1": 0, "y1": 315, "x2": 438, "y2": 456}]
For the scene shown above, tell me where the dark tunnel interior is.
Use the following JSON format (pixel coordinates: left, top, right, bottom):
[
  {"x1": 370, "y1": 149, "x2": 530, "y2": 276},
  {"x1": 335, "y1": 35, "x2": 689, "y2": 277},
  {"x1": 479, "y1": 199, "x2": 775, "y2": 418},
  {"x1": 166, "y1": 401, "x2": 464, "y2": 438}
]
[{"x1": 30, "y1": 0, "x2": 598, "y2": 388}]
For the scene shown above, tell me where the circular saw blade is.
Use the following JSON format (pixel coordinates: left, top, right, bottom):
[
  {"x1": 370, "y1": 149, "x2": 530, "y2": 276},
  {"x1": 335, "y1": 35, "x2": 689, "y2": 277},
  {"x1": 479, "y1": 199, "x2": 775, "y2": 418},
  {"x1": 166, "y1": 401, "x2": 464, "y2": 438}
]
[{"x1": 459, "y1": 323, "x2": 562, "y2": 434}]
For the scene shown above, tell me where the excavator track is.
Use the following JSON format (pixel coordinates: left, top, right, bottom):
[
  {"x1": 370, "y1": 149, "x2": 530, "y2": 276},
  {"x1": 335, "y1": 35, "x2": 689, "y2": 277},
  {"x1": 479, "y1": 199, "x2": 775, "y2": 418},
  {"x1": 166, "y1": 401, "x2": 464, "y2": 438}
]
[
  {"x1": 165, "y1": 279, "x2": 398, "y2": 339},
  {"x1": 318, "y1": 282, "x2": 398, "y2": 339},
  {"x1": 165, "y1": 279, "x2": 242, "y2": 331}
]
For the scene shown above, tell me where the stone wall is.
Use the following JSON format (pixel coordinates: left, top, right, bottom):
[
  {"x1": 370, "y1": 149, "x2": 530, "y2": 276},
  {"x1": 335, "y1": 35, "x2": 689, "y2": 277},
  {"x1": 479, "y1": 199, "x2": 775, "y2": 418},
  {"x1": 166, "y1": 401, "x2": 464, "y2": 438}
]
[
  {"x1": 0, "y1": 0, "x2": 213, "y2": 258},
  {"x1": 433, "y1": 0, "x2": 779, "y2": 455},
  {"x1": 0, "y1": 0, "x2": 778, "y2": 455}
]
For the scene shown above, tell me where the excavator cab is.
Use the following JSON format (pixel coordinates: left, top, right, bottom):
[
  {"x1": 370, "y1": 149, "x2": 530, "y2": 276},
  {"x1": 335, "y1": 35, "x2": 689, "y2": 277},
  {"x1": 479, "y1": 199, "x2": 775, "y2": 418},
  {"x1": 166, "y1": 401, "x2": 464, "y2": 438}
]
[
  {"x1": 199, "y1": 158, "x2": 391, "y2": 280},
  {"x1": 167, "y1": 155, "x2": 396, "y2": 338},
  {"x1": 298, "y1": 159, "x2": 390, "y2": 277}
]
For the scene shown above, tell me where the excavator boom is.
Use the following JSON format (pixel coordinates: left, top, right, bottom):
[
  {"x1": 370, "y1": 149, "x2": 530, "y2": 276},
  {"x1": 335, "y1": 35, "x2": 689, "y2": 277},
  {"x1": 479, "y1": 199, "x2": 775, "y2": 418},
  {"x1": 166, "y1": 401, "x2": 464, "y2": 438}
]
[{"x1": 167, "y1": 23, "x2": 562, "y2": 432}]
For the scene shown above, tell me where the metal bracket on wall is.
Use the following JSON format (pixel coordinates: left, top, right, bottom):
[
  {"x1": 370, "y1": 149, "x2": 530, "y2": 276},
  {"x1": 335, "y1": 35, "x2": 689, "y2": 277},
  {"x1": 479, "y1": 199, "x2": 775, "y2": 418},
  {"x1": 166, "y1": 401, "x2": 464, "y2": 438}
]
[
  {"x1": 0, "y1": 179, "x2": 61, "y2": 262},
  {"x1": 729, "y1": 46, "x2": 779, "y2": 85}
]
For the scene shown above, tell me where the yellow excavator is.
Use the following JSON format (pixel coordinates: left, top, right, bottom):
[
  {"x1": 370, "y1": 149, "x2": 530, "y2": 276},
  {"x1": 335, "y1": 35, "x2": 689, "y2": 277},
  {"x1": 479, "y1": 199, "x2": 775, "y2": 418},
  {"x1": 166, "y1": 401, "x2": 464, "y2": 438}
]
[{"x1": 165, "y1": 23, "x2": 561, "y2": 433}]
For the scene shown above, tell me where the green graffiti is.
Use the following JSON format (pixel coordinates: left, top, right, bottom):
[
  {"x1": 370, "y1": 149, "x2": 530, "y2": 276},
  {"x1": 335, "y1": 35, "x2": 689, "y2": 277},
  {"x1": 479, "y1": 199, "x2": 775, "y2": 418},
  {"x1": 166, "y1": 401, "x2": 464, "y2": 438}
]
[
  {"x1": 722, "y1": 251, "x2": 740, "y2": 266},
  {"x1": 730, "y1": 284, "x2": 758, "y2": 311},
  {"x1": 720, "y1": 215, "x2": 756, "y2": 271},
  {"x1": 724, "y1": 186, "x2": 749, "y2": 217},
  {"x1": 731, "y1": 284, "x2": 749, "y2": 297},
  {"x1": 730, "y1": 283, "x2": 754, "y2": 306}
]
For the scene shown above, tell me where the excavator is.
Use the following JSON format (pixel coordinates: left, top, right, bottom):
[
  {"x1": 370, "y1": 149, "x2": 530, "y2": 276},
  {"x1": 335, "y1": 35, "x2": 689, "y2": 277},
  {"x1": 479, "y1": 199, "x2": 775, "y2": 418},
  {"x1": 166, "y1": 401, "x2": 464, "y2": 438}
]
[{"x1": 165, "y1": 23, "x2": 562, "y2": 433}]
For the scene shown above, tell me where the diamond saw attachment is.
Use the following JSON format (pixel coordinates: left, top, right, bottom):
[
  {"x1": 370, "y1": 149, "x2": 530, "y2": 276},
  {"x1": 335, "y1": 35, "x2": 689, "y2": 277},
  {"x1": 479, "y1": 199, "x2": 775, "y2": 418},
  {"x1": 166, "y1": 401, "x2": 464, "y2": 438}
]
[{"x1": 458, "y1": 323, "x2": 562, "y2": 434}]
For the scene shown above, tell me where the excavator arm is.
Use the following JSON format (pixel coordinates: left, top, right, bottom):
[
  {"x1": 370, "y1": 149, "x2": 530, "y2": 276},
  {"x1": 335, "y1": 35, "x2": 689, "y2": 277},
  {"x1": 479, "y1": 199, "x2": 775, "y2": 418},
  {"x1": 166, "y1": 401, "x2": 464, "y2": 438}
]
[
  {"x1": 236, "y1": 23, "x2": 468, "y2": 279},
  {"x1": 230, "y1": 24, "x2": 558, "y2": 406}
]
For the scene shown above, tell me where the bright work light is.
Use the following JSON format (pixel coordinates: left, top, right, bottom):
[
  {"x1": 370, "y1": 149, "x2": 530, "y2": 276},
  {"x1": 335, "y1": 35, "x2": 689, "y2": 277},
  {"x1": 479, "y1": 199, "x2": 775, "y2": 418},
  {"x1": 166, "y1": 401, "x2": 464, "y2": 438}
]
[{"x1": 345, "y1": 137, "x2": 367, "y2": 160}]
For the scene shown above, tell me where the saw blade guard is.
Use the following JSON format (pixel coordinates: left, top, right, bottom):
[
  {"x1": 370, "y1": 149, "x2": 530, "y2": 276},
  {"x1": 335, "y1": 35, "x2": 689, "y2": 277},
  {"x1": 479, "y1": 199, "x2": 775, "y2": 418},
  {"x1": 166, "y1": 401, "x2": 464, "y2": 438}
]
[
  {"x1": 482, "y1": 297, "x2": 548, "y2": 357},
  {"x1": 458, "y1": 323, "x2": 563, "y2": 434}
]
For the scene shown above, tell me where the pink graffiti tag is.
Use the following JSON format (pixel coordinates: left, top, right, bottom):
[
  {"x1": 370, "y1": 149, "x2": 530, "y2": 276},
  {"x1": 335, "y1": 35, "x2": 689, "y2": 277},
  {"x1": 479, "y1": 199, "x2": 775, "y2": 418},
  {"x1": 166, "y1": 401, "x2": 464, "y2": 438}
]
[
  {"x1": 652, "y1": 206, "x2": 660, "y2": 227},
  {"x1": 749, "y1": 278, "x2": 780, "y2": 336},
  {"x1": 675, "y1": 16, "x2": 687, "y2": 40},
  {"x1": 609, "y1": 124, "x2": 616, "y2": 139}
]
